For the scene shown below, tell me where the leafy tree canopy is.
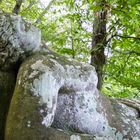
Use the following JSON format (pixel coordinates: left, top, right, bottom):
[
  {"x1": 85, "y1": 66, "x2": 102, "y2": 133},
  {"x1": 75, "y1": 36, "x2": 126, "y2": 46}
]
[{"x1": 0, "y1": 0, "x2": 139, "y2": 98}]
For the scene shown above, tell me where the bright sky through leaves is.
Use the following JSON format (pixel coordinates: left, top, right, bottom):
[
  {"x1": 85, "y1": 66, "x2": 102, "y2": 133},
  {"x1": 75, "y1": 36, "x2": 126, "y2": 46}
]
[{"x1": 40, "y1": 0, "x2": 51, "y2": 7}]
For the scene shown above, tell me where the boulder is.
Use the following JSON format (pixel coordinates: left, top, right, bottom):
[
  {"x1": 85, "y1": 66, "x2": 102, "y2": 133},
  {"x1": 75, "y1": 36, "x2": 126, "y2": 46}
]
[
  {"x1": 0, "y1": 12, "x2": 139, "y2": 140},
  {"x1": 5, "y1": 52, "x2": 99, "y2": 139},
  {"x1": 0, "y1": 12, "x2": 41, "y2": 140},
  {"x1": 0, "y1": 11, "x2": 41, "y2": 71},
  {"x1": 5, "y1": 52, "x2": 140, "y2": 140}
]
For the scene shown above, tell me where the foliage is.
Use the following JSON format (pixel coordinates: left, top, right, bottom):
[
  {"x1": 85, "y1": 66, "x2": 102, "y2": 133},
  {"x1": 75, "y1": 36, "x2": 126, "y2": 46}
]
[{"x1": 0, "y1": 0, "x2": 139, "y2": 98}]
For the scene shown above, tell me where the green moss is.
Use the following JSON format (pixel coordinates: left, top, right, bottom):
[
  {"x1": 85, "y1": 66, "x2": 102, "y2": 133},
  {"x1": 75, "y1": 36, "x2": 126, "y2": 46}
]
[
  {"x1": 5, "y1": 80, "x2": 48, "y2": 140},
  {"x1": 5, "y1": 50, "x2": 98, "y2": 139},
  {"x1": 5, "y1": 53, "x2": 60, "y2": 139}
]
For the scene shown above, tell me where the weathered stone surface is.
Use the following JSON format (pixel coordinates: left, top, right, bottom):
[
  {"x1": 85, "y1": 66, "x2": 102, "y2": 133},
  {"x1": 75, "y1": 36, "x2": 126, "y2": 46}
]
[
  {"x1": 5, "y1": 52, "x2": 140, "y2": 140},
  {"x1": 0, "y1": 13, "x2": 139, "y2": 140},
  {"x1": 53, "y1": 92, "x2": 140, "y2": 139},
  {"x1": 0, "y1": 12, "x2": 41, "y2": 140},
  {"x1": 110, "y1": 99, "x2": 140, "y2": 139},
  {"x1": 43, "y1": 127, "x2": 115, "y2": 140},
  {"x1": 0, "y1": 12, "x2": 41, "y2": 71},
  {"x1": 5, "y1": 53, "x2": 98, "y2": 139}
]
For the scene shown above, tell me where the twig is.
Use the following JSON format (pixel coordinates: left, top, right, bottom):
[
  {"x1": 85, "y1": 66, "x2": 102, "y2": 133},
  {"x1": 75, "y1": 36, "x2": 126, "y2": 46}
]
[
  {"x1": 114, "y1": 49, "x2": 140, "y2": 56},
  {"x1": 22, "y1": 1, "x2": 38, "y2": 12},
  {"x1": 35, "y1": 0, "x2": 56, "y2": 24},
  {"x1": 115, "y1": 35, "x2": 140, "y2": 40}
]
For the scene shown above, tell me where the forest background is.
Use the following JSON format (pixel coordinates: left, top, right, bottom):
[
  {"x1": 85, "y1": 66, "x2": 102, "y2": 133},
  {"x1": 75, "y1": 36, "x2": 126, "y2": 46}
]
[{"x1": 0, "y1": 0, "x2": 139, "y2": 98}]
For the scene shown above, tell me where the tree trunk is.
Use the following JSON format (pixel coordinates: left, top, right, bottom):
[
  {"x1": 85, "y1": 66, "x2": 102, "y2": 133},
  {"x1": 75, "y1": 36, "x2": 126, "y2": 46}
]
[
  {"x1": 13, "y1": 0, "x2": 23, "y2": 14},
  {"x1": 90, "y1": 1, "x2": 107, "y2": 90}
]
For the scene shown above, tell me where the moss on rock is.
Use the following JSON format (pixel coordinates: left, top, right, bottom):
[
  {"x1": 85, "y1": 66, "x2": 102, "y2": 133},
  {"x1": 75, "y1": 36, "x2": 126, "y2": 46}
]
[{"x1": 5, "y1": 52, "x2": 140, "y2": 140}]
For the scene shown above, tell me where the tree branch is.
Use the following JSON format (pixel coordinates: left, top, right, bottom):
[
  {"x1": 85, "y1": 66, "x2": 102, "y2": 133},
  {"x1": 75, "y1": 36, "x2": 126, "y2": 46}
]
[
  {"x1": 22, "y1": 1, "x2": 38, "y2": 12},
  {"x1": 108, "y1": 19, "x2": 120, "y2": 33},
  {"x1": 115, "y1": 35, "x2": 140, "y2": 40},
  {"x1": 106, "y1": 33, "x2": 140, "y2": 45},
  {"x1": 35, "y1": 0, "x2": 56, "y2": 24},
  {"x1": 114, "y1": 49, "x2": 140, "y2": 56}
]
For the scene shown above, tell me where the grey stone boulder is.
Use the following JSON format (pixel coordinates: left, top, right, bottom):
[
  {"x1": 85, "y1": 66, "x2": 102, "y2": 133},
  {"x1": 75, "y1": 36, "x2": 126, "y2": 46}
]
[
  {"x1": 5, "y1": 52, "x2": 140, "y2": 140},
  {"x1": 5, "y1": 52, "x2": 98, "y2": 139},
  {"x1": 0, "y1": 12, "x2": 41, "y2": 140},
  {"x1": 0, "y1": 11, "x2": 41, "y2": 71},
  {"x1": 0, "y1": 12, "x2": 139, "y2": 140}
]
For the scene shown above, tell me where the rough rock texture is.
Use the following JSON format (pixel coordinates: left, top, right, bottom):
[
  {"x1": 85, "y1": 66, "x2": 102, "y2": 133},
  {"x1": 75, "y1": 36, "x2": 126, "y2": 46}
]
[
  {"x1": 5, "y1": 52, "x2": 140, "y2": 140},
  {"x1": 0, "y1": 12, "x2": 139, "y2": 140},
  {"x1": 0, "y1": 12, "x2": 41, "y2": 140},
  {"x1": 5, "y1": 53, "x2": 98, "y2": 139},
  {"x1": 0, "y1": 11, "x2": 41, "y2": 71},
  {"x1": 40, "y1": 127, "x2": 117, "y2": 140}
]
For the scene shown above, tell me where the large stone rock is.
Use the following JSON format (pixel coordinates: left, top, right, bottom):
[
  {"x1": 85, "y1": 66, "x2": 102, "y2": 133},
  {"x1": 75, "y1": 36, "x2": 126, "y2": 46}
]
[
  {"x1": 5, "y1": 52, "x2": 98, "y2": 139},
  {"x1": 0, "y1": 12, "x2": 41, "y2": 140},
  {"x1": 5, "y1": 52, "x2": 140, "y2": 140},
  {"x1": 0, "y1": 11, "x2": 41, "y2": 71},
  {"x1": 0, "y1": 12, "x2": 139, "y2": 140}
]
